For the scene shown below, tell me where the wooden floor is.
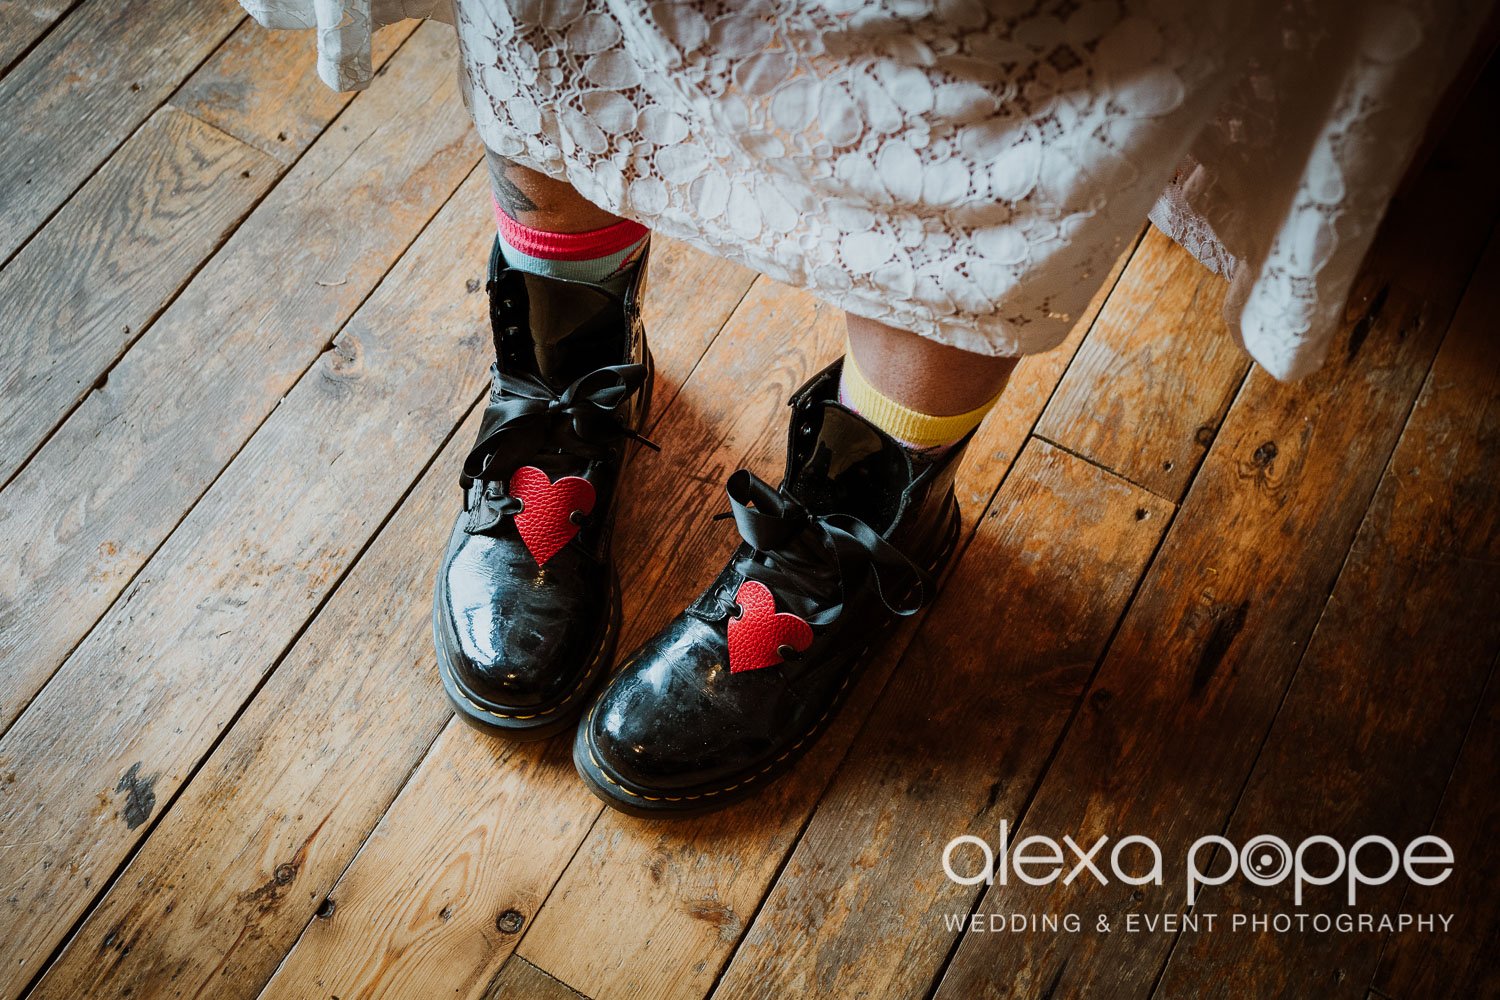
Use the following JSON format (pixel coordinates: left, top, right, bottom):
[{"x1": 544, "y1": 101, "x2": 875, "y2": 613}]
[{"x1": 2, "y1": 4, "x2": 1497, "y2": 998}]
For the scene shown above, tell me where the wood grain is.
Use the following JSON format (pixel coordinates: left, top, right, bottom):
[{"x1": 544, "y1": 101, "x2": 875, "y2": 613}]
[
  {"x1": 0, "y1": 11, "x2": 418, "y2": 486},
  {"x1": 0, "y1": 0, "x2": 242, "y2": 263},
  {"x1": 713, "y1": 440, "x2": 1173, "y2": 1000},
  {"x1": 953, "y1": 229, "x2": 1143, "y2": 514},
  {"x1": 256, "y1": 725, "x2": 598, "y2": 1000},
  {"x1": 1154, "y1": 228, "x2": 1500, "y2": 998},
  {"x1": 0, "y1": 0, "x2": 77, "y2": 74},
  {"x1": 1036, "y1": 225, "x2": 1247, "y2": 501},
  {"x1": 17, "y1": 168, "x2": 491, "y2": 1000},
  {"x1": 172, "y1": 15, "x2": 418, "y2": 163},
  {"x1": 21, "y1": 238, "x2": 754, "y2": 1000},
  {"x1": 1373, "y1": 667, "x2": 1500, "y2": 999},
  {"x1": 0, "y1": 160, "x2": 493, "y2": 1000},
  {"x1": 930, "y1": 70, "x2": 1500, "y2": 1000},
  {"x1": 0, "y1": 107, "x2": 272, "y2": 483},
  {"x1": 0, "y1": 22, "x2": 476, "y2": 736},
  {"x1": 631, "y1": 240, "x2": 758, "y2": 426}
]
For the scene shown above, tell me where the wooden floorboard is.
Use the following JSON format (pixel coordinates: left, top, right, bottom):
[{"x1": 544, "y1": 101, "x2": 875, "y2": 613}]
[
  {"x1": 928, "y1": 65, "x2": 1500, "y2": 1000},
  {"x1": 0, "y1": 19, "x2": 414, "y2": 489},
  {"x1": 170, "y1": 16, "x2": 419, "y2": 164},
  {"x1": 0, "y1": 107, "x2": 272, "y2": 484},
  {"x1": 1372, "y1": 658, "x2": 1500, "y2": 999},
  {"x1": 2, "y1": 5, "x2": 1495, "y2": 999},
  {"x1": 0, "y1": 160, "x2": 490, "y2": 999},
  {"x1": 0, "y1": 43, "x2": 481, "y2": 992},
  {"x1": 0, "y1": 0, "x2": 82, "y2": 82},
  {"x1": 485, "y1": 956, "x2": 591, "y2": 1000},
  {"x1": 1036, "y1": 226, "x2": 1250, "y2": 502},
  {"x1": 0, "y1": 0, "x2": 242, "y2": 266},
  {"x1": 18, "y1": 165, "x2": 491, "y2": 1000},
  {"x1": 1151, "y1": 225, "x2": 1500, "y2": 997},
  {"x1": 0, "y1": 22, "x2": 474, "y2": 737}
]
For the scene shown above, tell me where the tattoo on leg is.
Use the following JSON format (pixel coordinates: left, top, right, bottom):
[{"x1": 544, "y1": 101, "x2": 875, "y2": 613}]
[{"x1": 487, "y1": 153, "x2": 539, "y2": 218}]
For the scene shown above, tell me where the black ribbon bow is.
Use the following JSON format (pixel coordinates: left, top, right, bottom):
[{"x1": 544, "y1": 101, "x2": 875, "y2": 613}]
[
  {"x1": 459, "y1": 363, "x2": 653, "y2": 536},
  {"x1": 718, "y1": 468, "x2": 931, "y2": 626},
  {"x1": 459, "y1": 363, "x2": 654, "y2": 493}
]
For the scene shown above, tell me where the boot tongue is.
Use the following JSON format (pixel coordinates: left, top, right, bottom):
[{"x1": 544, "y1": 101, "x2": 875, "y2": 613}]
[
  {"x1": 495, "y1": 269, "x2": 626, "y2": 390},
  {"x1": 484, "y1": 268, "x2": 631, "y2": 483},
  {"x1": 784, "y1": 399, "x2": 912, "y2": 535}
]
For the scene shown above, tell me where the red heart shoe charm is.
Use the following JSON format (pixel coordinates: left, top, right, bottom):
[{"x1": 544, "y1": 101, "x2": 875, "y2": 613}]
[
  {"x1": 727, "y1": 580, "x2": 814, "y2": 673},
  {"x1": 508, "y1": 466, "x2": 595, "y2": 566}
]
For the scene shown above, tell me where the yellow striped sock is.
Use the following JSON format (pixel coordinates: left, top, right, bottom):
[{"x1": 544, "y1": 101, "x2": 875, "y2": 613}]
[{"x1": 838, "y1": 350, "x2": 1000, "y2": 452}]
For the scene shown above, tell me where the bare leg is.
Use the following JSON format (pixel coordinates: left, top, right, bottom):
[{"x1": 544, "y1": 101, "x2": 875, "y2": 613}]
[{"x1": 485, "y1": 148, "x2": 622, "y2": 233}]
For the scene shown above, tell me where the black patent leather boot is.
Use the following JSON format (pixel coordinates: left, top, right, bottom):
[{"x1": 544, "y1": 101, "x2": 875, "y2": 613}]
[
  {"x1": 433, "y1": 239, "x2": 653, "y2": 741},
  {"x1": 574, "y1": 359, "x2": 965, "y2": 814}
]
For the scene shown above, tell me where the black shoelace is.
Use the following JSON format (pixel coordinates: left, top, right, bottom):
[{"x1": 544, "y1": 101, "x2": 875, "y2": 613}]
[
  {"x1": 713, "y1": 469, "x2": 930, "y2": 627},
  {"x1": 460, "y1": 363, "x2": 655, "y2": 528}
]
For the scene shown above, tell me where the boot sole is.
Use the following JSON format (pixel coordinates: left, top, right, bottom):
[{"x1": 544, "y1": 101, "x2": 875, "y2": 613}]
[{"x1": 573, "y1": 494, "x2": 964, "y2": 818}]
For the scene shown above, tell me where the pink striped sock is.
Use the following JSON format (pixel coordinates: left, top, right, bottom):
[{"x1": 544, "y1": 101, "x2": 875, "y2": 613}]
[{"x1": 494, "y1": 198, "x2": 649, "y2": 295}]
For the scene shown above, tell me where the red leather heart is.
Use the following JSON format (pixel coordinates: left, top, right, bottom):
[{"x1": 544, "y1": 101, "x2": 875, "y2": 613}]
[
  {"x1": 508, "y1": 466, "x2": 595, "y2": 567},
  {"x1": 727, "y1": 580, "x2": 814, "y2": 673}
]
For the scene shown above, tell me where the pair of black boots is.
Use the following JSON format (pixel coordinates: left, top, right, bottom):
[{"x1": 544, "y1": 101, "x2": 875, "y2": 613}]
[{"x1": 433, "y1": 243, "x2": 969, "y2": 817}]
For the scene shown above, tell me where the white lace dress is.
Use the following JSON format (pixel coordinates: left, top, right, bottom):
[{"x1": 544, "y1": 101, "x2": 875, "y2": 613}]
[{"x1": 241, "y1": 0, "x2": 1491, "y2": 379}]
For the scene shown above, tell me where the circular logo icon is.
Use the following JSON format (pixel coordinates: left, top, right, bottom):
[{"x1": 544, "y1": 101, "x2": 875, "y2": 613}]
[{"x1": 1241, "y1": 835, "x2": 1293, "y2": 885}]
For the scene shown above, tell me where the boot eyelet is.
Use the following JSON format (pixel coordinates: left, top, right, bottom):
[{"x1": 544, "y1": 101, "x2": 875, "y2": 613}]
[
  {"x1": 569, "y1": 510, "x2": 589, "y2": 526},
  {"x1": 777, "y1": 644, "x2": 803, "y2": 662},
  {"x1": 484, "y1": 482, "x2": 504, "y2": 500},
  {"x1": 728, "y1": 602, "x2": 744, "y2": 619},
  {"x1": 798, "y1": 423, "x2": 814, "y2": 438}
]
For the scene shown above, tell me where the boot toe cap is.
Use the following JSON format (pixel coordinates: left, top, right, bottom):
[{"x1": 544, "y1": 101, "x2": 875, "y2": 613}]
[
  {"x1": 440, "y1": 537, "x2": 606, "y2": 711},
  {"x1": 586, "y1": 630, "x2": 776, "y2": 792}
]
